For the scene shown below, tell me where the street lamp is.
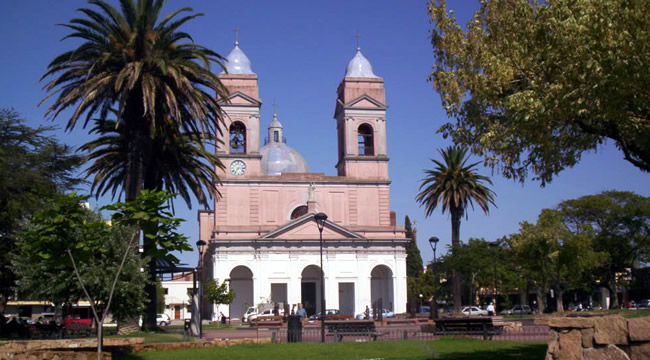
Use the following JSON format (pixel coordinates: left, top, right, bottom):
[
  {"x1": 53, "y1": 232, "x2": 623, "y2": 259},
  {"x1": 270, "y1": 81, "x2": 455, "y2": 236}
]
[
  {"x1": 196, "y1": 239, "x2": 206, "y2": 339},
  {"x1": 314, "y1": 212, "x2": 328, "y2": 343},
  {"x1": 428, "y1": 236, "x2": 439, "y2": 319},
  {"x1": 489, "y1": 241, "x2": 499, "y2": 315}
]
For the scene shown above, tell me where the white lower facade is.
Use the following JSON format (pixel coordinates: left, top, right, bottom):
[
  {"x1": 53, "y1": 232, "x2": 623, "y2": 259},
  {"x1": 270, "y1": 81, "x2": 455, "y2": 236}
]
[{"x1": 209, "y1": 248, "x2": 407, "y2": 320}]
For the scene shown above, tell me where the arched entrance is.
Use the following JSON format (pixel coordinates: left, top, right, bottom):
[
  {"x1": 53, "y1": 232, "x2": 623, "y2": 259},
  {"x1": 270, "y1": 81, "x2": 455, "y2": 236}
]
[
  {"x1": 371, "y1": 265, "x2": 394, "y2": 311},
  {"x1": 229, "y1": 266, "x2": 253, "y2": 320},
  {"x1": 301, "y1": 265, "x2": 322, "y2": 317}
]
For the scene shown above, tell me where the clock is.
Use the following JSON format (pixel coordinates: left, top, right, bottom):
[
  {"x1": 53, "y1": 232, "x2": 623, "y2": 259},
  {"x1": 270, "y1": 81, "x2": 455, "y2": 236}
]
[{"x1": 229, "y1": 160, "x2": 247, "y2": 176}]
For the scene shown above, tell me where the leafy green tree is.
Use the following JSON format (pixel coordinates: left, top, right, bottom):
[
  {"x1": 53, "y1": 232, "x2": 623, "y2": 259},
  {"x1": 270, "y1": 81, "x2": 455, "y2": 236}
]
[
  {"x1": 556, "y1": 191, "x2": 650, "y2": 308},
  {"x1": 40, "y1": 0, "x2": 229, "y2": 328},
  {"x1": 416, "y1": 146, "x2": 496, "y2": 313},
  {"x1": 405, "y1": 216, "x2": 424, "y2": 277},
  {"x1": 428, "y1": 0, "x2": 650, "y2": 184},
  {"x1": 205, "y1": 279, "x2": 234, "y2": 321},
  {"x1": 14, "y1": 193, "x2": 148, "y2": 359},
  {"x1": 509, "y1": 209, "x2": 605, "y2": 312},
  {"x1": 0, "y1": 109, "x2": 83, "y2": 307},
  {"x1": 156, "y1": 277, "x2": 165, "y2": 314}
]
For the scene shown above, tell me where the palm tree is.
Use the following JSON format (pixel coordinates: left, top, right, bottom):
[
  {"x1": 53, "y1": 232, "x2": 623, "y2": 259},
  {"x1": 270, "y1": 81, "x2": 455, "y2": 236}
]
[
  {"x1": 416, "y1": 146, "x2": 496, "y2": 313},
  {"x1": 41, "y1": 0, "x2": 229, "y2": 329}
]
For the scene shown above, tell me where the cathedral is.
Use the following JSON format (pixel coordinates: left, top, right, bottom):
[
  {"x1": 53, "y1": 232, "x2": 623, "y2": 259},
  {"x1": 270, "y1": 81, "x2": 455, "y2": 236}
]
[{"x1": 198, "y1": 37, "x2": 408, "y2": 320}]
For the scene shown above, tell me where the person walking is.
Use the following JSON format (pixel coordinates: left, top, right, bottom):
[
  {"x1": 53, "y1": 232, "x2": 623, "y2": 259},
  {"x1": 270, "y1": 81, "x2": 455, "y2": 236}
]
[
  {"x1": 296, "y1": 303, "x2": 307, "y2": 319},
  {"x1": 487, "y1": 302, "x2": 495, "y2": 316}
]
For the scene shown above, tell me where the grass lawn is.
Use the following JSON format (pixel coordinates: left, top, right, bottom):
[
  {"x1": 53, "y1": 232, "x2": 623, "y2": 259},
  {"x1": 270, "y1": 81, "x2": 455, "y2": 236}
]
[{"x1": 115, "y1": 339, "x2": 547, "y2": 360}]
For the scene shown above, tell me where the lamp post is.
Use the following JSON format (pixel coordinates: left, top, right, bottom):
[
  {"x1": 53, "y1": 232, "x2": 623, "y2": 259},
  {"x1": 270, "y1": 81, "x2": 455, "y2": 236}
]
[
  {"x1": 196, "y1": 239, "x2": 206, "y2": 339},
  {"x1": 419, "y1": 294, "x2": 423, "y2": 309},
  {"x1": 489, "y1": 241, "x2": 499, "y2": 315},
  {"x1": 428, "y1": 237, "x2": 439, "y2": 319},
  {"x1": 314, "y1": 212, "x2": 328, "y2": 343}
]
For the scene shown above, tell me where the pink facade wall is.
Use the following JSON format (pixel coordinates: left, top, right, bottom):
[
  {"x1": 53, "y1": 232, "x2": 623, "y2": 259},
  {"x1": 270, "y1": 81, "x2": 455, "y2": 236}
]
[
  {"x1": 337, "y1": 77, "x2": 386, "y2": 104},
  {"x1": 202, "y1": 179, "x2": 400, "y2": 241}
]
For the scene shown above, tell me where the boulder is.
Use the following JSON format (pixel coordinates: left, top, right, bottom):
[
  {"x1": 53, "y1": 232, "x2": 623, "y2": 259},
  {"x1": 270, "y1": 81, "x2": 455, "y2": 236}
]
[
  {"x1": 629, "y1": 342, "x2": 650, "y2": 360},
  {"x1": 627, "y1": 317, "x2": 650, "y2": 342},
  {"x1": 594, "y1": 317, "x2": 629, "y2": 345},
  {"x1": 558, "y1": 329, "x2": 582, "y2": 360},
  {"x1": 583, "y1": 345, "x2": 630, "y2": 360},
  {"x1": 582, "y1": 328, "x2": 595, "y2": 348},
  {"x1": 550, "y1": 317, "x2": 595, "y2": 329}
]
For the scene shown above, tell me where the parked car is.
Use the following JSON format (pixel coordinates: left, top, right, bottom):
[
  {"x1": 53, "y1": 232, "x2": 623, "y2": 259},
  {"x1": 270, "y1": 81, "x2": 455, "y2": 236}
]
[
  {"x1": 156, "y1": 313, "x2": 170, "y2": 326},
  {"x1": 419, "y1": 306, "x2": 431, "y2": 314},
  {"x1": 308, "y1": 309, "x2": 342, "y2": 320},
  {"x1": 637, "y1": 299, "x2": 650, "y2": 308},
  {"x1": 460, "y1": 306, "x2": 488, "y2": 316},
  {"x1": 355, "y1": 308, "x2": 395, "y2": 320},
  {"x1": 499, "y1": 305, "x2": 533, "y2": 316},
  {"x1": 62, "y1": 315, "x2": 92, "y2": 326},
  {"x1": 247, "y1": 308, "x2": 285, "y2": 322},
  {"x1": 242, "y1": 307, "x2": 258, "y2": 323}
]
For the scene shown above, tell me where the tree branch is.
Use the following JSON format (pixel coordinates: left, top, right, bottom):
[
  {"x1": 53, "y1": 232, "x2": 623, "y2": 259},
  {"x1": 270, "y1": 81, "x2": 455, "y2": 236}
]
[{"x1": 66, "y1": 249, "x2": 101, "y2": 325}]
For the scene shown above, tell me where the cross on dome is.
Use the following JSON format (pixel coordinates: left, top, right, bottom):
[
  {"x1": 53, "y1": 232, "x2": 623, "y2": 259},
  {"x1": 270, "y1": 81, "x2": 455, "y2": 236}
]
[
  {"x1": 221, "y1": 27, "x2": 255, "y2": 75},
  {"x1": 345, "y1": 33, "x2": 378, "y2": 78}
]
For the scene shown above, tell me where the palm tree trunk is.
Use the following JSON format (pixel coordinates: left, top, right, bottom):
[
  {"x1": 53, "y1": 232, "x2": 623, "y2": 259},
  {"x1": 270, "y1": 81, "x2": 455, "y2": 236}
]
[{"x1": 451, "y1": 210, "x2": 462, "y2": 314}]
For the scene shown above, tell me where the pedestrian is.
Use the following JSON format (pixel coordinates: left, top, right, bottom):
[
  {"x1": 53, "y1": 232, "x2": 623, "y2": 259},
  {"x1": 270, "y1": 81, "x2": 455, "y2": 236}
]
[
  {"x1": 296, "y1": 303, "x2": 307, "y2": 318},
  {"x1": 364, "y1": 305, "x2": 370, "y2": 320},
  {"x1": 487, "y1": 302, "x2": 495, "y2": 316}
]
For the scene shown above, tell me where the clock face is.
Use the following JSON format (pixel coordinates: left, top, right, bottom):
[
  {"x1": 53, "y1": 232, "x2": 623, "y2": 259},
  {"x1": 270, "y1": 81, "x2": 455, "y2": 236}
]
[{"x1": 230, "y1": 160, "x2": 247, "y2": 176}]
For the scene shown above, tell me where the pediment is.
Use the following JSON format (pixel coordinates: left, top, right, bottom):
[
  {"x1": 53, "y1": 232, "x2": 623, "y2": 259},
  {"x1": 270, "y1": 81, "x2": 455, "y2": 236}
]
[
  {"x1": 259, "y1": 213, "x2": 365, "y2": 240},
  {"x1": 219, "y1": 91, "x2": 261, "y2": 106},
  {"x1": 346, "y1": 95, "x2": 387, "y2": 110}
]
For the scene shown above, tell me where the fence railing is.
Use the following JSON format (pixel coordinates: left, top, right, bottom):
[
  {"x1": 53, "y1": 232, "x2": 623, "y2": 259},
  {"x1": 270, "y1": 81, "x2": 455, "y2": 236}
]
[{"x1": 269, "y1": 325, "x2": 549, "y2": 344}]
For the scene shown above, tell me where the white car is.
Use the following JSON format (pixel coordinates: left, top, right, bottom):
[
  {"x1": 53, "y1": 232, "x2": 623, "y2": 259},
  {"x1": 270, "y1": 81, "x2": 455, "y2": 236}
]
[
  {"x1": 156, "y1": 313, "x2": 170, "y2": 326},
  {"x1": 247, "y1": 308, "x2": 285, "y2": 322},
  {"x1": 461, "y1": 306, "x2": 488, "y2": 316},
  {"x1": 242, "y1": 307, "x2": 258, "y2": 323},
  {"x1": 355, "y1": 308, "x2": 395, "y2": 320}
]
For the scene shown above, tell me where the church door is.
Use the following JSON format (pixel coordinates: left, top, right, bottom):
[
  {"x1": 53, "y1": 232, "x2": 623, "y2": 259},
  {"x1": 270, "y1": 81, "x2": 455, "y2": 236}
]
[{"x1": 301, "y1": 282, "x2": 316, "y2": 317}]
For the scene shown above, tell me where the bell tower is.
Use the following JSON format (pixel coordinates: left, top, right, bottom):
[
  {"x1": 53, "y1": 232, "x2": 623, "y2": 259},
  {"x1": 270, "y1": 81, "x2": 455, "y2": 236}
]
[
  {"x1": 217, "y1": 32, "x2": 262, "y2": 179},
  {"x1": 334, "y1": 40, "x2": 389, "y2": 179}
]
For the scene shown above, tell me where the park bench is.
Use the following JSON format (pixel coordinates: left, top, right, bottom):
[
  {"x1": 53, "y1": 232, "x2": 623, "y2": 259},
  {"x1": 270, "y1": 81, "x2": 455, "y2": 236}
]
[
  {"x1": 386, "y1": 317, "x2": 428, "y2": 325},
  {"x1": 422, "y1": 317, "x2": 505, "y2": 340},
  {"x1": 63, "y1": 322, "x2": 92, "y2": 337},
  {"x1": 325, "y1": 320, "x2": 386, "y2": 342},
  {"x1": 251, "y1": 315, "x2": 283, "y2": 328},
  {"x1": 326, "y1": 314, "x2": 354, "y2": 321}
]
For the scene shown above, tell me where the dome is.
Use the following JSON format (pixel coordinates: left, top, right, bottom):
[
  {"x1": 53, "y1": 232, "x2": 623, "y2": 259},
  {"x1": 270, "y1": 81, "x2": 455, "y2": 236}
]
[
  {"x1": 260, "y1": 143, "x2": 309, "y2": 176},
  {"x1": 221, "y1": 42, "x2": 255, "y2": 75},
  {"x1": 345, "y1": 48, "x2": 378, "y2": 78}
]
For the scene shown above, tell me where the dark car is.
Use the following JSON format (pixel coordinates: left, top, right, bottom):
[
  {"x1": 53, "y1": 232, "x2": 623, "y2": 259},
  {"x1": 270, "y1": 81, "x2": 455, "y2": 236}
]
[
  {"x1": 499, "y1": 305, "x2": 533, "y2": 315},
  {"x1": 637, "y1": 299, "x2": 650, "y2": 308}
]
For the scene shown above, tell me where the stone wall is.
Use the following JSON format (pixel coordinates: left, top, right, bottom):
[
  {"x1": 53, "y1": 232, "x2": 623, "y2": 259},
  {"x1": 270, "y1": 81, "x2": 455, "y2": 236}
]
[
  {"x1": 0, "y1": 338, "x2": 142, "y2": 360},
  {"x1": 546, "y1": 315, "x2": 650, "y2": 360}
]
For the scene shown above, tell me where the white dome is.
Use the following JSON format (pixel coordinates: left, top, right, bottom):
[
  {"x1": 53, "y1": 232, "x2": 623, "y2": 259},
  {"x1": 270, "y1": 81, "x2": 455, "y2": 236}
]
[
  {"x1": 345, "y1": 49, "x2": 378, "y2": 78},
  {"x1": 221, "y1": 42, "x2": 255, "y2": 75},
  {"x1": 260, "y1": 143, "x2": 309, "y2": 176}
]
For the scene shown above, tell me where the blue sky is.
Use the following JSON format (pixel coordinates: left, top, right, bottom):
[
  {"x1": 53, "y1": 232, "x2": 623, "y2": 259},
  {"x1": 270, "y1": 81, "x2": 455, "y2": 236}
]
[{"x1": 1, "y1": 0, "x2": 648, "y2": 267}]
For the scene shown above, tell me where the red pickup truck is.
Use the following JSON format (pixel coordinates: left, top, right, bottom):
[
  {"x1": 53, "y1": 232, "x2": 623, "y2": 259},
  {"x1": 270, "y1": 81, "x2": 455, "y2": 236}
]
[{"x1": 62, "y1": 315, "x2": 92, "y2": 326}]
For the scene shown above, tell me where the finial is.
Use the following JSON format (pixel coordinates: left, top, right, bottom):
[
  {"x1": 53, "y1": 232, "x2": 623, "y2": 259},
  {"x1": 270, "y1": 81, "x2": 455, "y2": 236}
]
[
  {"x1": 272, "y1": 99, "x2": 278, "y2": 118},
  {"x1": 355, "y1": 32, "x2": 361, "y2": 51},
  {"x1": 233, "y1": 26, "x2": 240, "y2": 46}
]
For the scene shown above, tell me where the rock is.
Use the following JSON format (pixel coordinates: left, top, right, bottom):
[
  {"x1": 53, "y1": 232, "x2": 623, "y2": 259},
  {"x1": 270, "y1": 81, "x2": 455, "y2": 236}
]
[
  {"x1": 547, "y1": 329, "x2": 560, "y2": 357},
  {"x1": 627, "y1": 317, "x2": 650, "y2": 342},
  {"x1": 558, "y1": 329, "x2": 583, "y2": 360},
  {"x1": 583, "y1": 345, "x2": 630, "y2": 360},
  {"x1": 594, "y1": 316, "x2": 629, "y2": 345},
  {"x1": 550, "y1": 317, "x2": 595, "y2": 329},
  {"x1": 582, "y1": 328, "x2": 595, "y2": 348},
  {"x1": 629, "y1": 342, "x2": 650, "y2": 360}
]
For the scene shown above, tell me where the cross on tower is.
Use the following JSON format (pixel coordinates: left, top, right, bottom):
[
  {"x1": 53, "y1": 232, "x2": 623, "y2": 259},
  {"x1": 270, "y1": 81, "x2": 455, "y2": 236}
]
[
  {"x1": 233, "y1": 26, "x2": 240, "y2": 45},
  {"x1": 355, "y1": 32, "x2": 361, "y2": 50},
  {"x1": 273, "y1": 100, "x2": 278, "y2": 115}
]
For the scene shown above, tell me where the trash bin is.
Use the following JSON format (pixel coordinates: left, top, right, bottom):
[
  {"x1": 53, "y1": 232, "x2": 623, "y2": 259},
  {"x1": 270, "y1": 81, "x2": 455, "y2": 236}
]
[{"x1": 287, "y1": 315, "x2": 303, "y2": 343}]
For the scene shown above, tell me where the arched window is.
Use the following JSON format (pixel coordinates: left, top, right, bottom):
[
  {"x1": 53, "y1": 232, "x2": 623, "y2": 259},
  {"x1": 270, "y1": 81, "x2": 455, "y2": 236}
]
[
  {"x1": 290, "y1": 205, "x2": 308, "y2": 219},
  {"x1": 229, "y1": 122, "x2": 247, "y2": 154},
  {"x1": 357, "y1": 124, "x2": 374, "y2": 156}
]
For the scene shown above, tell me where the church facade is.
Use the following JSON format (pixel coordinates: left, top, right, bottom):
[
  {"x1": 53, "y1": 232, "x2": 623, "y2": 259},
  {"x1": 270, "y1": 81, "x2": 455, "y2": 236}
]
[{"x1": 199, "y1": 39, "x2": 408, "y2": 320}]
